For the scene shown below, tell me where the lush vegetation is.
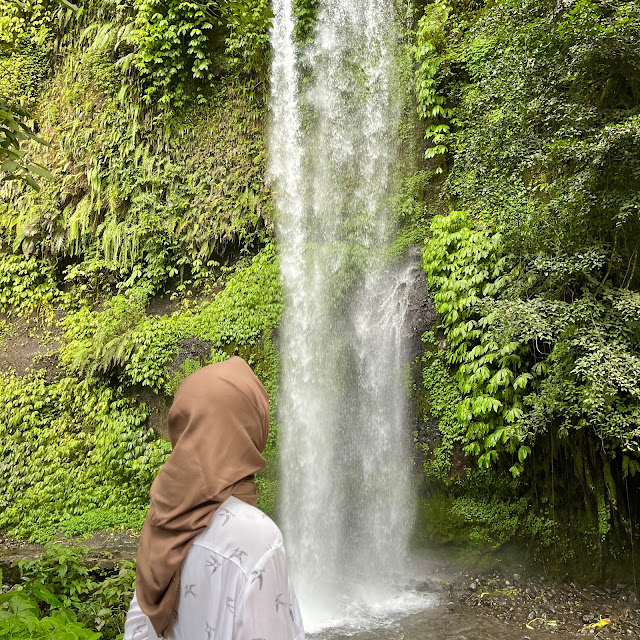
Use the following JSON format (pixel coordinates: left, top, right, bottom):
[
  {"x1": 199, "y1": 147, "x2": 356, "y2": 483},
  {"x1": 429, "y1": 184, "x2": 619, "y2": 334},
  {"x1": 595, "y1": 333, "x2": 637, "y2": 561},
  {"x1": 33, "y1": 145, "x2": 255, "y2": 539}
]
[
  {"x1": 0, "y1": 0, "x2": 280, "y2": 548},
  {"x1": 1, "y1": 2, "x2": 639, "y2": 633},
  {"x1": 413, "y1": 0, "x2": 640, "y2": 578},
  {"x1": 1, "y1": 544, "x2": 135, "y2": 639}
]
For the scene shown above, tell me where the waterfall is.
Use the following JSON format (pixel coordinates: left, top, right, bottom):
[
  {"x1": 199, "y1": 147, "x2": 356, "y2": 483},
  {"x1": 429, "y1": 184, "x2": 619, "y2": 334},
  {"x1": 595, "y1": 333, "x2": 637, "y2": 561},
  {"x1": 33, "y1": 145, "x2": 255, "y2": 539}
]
[{"x1": 269, "y1": 0, "x2": 417, "y2": 629}]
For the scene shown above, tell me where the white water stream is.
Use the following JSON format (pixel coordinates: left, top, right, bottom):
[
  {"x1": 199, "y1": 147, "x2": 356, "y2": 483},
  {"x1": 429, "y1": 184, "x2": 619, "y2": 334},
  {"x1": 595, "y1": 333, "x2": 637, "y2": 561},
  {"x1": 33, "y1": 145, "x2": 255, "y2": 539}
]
[{"x1": 269, "y1": 0, "x2": 421, "y2": 632}]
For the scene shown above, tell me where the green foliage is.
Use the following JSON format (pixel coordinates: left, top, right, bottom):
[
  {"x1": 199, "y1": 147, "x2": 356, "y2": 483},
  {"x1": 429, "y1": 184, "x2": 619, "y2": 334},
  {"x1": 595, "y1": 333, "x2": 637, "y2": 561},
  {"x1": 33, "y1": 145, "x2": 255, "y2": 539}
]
[
  {"x1": 413, "y1": 0, "x2": 458, "y2": 167},
  {"x1": 292, "y1": 0, "x2": 318, "y2": 45},
  {"x1": 223, "y1": 0, "x2": 273, "y2": 83},
  {"x1": 387, "y1": 170, "x2": 432, "y2": 257},
  {"x1": 16, "y1": 544, "x2": 136, "y2": 639},
  {"x1": 0, "y1": 100, "x2": 51, "y2": 190},
  {"x1": 0, "y1": 249, "x2": 280, "y2": 543},
  {"x1": 421, "y1": 207, "x2": 640, "y2": 561},
  {"x1": 420, "y1": 331, "x2": 463, "y2": 479},
  {"x1": 0, "y1": 0, "x2": 75, "y2": 189},
  {"x1": 0, "y1": 0, "x2": 65, "y2": 47},
  {"x1": 424, "y1": 210, "x2": 640, "y2": 477},
  {"x1": 2, "y1": 69, "x2": 271, "y2": 295},
  {"x1": 423, "y1": 211, "x2": 526, "y2": 475},
  {"x1": 0, "y1": 253, "x2": 59, "y2": 313},
  {"x1": 252, "y1": 329, "x2": 280, "y2": 517},
  {"x1": 0, "y1": 41, "x2": 50, "y2": 105},
  {"x1": 416, "y1": 0, "x2": 640, "y2": 564},
  {"x1": 417, "y1": 490, "x2": 554, "y2": 550},
  {"x1": 0, "y1": 543, "x2": 136, "y2": 639},
  {"x1": 60, "y1": 246, "x2": 282, "y2": 393},
  {"x1": 0, "y1": 371, "x2": 171, "y2": 541},
  {"x1": 0, "y1": 591, "x2": 100, "y2": 640},
  {"x1": 0, "y1": 0, "x2": 278, "y2": 550},
  {"x1": 445, "y1": 0, "x2": 640, "y2": 253},
  {"x1": 132, "y1": 0, "x2": 273, "y2": 106},
  {"x1": 60, "y1": 288, "x2": 150, "y2": 378},
  {"x1": 17, "y1": 545, "x2": 95, "y2": 607},
  {"x1": 131, "y1": 0, "x2": 226, "y2": 107}
]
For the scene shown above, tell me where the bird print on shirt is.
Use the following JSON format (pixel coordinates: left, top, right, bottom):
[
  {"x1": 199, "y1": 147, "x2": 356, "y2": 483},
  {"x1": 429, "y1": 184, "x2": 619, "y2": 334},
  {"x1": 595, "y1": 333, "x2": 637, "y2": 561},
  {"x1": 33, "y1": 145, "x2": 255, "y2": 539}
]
[
  {"x1": 229, "y1": 547, "x2": 248, "y2": 568},
  {"x1": 250, "y1": 569, "x2": 265, "y2": 590},
  {"x1": 206, "y1": 554, "x2": 221, "y2": 574},
  {"x1": 123, "y1": 500, "x2": 306, "y2": 640},
  {"x1": 275, "y1": 593, "x2": 291, "y2": 613},
  {"x1": 217, "y1": 507, "x2": 235, "y2": 526}
]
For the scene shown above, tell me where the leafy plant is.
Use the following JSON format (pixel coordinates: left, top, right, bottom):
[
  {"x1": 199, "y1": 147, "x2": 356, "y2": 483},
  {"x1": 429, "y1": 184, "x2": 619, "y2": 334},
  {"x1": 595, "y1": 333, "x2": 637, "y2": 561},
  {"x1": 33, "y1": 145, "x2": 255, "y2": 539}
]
[
  {"x1": 0, "y1": 100, "x2": 51, "y2": 190},
  {"x1": 131, "y1": 0, "x2": 273, "y2": 106},
  {"x1": 413, "y1": 0, "x2": 458, "y2": 168},
  {"x1": 0, "y1": 371, "x2": 171, "y2": 541},
  {"x1": 416, "y1": 0, "x2": 640, "y2": 569},
  {"x1": 131, "y1": 0, "x2": 226, "y2": 107},
  {"x1": 0, "y1": 591, "x2": 100, "y2": 640},
  {"x1": 0, "y1": 544, "x2": 136, "y2": 639}
]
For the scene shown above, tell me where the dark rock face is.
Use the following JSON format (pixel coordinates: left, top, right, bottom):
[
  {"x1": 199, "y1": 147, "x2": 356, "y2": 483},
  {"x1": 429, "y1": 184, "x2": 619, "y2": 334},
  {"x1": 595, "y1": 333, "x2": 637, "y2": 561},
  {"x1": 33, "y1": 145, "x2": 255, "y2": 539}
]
[
  {"x1": 414, "y1": 414, "x2": 441, "y2": 450},
  {"x1": 0, "y1": 312, "x2": 62, "y2": 380},
  {"x1": 170, "y1": 338, "x2": 212, "y2": 372},
  {"x1": 405, "y1": 248, "x2": 437, "y2": 362},
  {"x1": 404, "y1": 249, "x2": 439, "y2": 467},
  {"x1": 132, "y1": 387, "x2": 173, "y2": 441},
  {"x1": 130, "y1": 338, "x2": 213, "y2": 442}
]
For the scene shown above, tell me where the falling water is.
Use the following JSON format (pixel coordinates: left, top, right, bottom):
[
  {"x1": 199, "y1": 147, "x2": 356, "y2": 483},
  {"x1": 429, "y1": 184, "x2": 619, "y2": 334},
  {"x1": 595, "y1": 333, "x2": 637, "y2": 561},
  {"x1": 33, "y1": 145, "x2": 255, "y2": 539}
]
[{"x1": 269, "y1": 0, "x2": 419, "y2": 630}]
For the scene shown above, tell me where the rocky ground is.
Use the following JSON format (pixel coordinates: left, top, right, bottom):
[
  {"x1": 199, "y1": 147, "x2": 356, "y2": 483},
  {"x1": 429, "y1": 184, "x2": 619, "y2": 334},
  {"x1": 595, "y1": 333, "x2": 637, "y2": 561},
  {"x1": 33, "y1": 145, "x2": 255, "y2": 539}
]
[{"x1": 417, "y1": 566, "x2": 640, "y2": 638}]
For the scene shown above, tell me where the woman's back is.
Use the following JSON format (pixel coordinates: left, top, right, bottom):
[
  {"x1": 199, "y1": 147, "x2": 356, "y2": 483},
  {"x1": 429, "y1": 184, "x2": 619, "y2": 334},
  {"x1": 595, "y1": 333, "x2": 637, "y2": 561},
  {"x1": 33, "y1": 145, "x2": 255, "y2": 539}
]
[{"x1": 124, "y1": 496, "x2": 305, "y2": 640}]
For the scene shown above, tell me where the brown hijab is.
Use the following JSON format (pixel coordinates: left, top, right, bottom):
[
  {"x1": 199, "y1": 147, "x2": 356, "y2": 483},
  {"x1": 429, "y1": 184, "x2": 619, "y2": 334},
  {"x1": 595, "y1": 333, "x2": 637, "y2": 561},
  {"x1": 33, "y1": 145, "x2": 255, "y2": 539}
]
[{"x1": 135, "y1": 356, "x2": 270, "y2": 637}]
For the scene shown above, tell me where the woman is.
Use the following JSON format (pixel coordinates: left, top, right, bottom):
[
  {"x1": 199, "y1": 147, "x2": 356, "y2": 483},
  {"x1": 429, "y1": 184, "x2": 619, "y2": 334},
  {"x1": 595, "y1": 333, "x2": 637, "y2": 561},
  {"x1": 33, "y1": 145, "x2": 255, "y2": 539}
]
[{"x1": 123, "y1": 356, "x2": 305, "y2": 640}]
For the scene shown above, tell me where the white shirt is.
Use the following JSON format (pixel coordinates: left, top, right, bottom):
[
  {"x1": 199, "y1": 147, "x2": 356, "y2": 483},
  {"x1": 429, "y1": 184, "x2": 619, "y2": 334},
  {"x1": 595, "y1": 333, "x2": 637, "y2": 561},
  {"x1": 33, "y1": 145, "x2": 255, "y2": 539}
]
[{"x1": 123, "y1": 496, "x2": 305, "y2": 640}]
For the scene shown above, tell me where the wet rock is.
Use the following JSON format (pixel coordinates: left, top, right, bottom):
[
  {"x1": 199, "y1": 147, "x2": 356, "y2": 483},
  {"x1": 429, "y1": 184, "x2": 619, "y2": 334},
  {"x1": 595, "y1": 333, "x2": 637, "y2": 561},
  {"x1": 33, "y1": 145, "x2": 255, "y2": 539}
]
[{"x1": 414, "y1": 578, "x2": 440, "y2": 593}]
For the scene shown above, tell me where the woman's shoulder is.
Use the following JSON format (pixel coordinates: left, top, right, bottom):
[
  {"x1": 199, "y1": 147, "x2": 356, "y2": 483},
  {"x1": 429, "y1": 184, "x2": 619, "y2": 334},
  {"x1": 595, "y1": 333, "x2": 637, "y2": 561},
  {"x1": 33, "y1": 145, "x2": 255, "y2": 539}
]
[{"x1": 193, "y1": 496, "x2": 283, "y2": 575}]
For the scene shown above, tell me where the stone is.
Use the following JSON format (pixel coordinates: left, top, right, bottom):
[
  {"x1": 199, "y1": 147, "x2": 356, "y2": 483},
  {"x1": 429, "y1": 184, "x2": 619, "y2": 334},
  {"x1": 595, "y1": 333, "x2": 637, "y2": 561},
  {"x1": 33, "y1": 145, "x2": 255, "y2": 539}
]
[{"x1": 414, "y1": 579, "x2": 439, "y2": 593}]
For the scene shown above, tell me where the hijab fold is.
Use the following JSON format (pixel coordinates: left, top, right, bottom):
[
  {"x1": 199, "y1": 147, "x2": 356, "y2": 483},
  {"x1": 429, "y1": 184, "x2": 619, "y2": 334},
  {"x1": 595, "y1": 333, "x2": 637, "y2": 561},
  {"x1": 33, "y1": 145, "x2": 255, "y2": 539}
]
[{"x1": 135, "y1": 357, "x2": 270, "y2": 637}]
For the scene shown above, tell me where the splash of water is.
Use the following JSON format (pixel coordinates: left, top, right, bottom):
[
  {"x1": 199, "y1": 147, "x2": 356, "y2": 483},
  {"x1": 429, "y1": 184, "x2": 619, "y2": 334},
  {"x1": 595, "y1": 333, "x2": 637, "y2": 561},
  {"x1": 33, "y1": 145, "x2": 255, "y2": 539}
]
[{"x1": 269, "y1": 0, "x2": 418, "y2": 630}]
